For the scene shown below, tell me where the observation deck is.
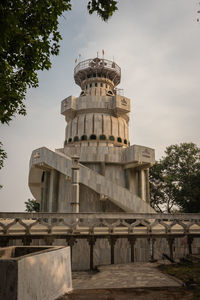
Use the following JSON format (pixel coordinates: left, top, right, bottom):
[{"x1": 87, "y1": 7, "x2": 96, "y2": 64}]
[{"x1": 74, "y1": 57, "x2": 121, "y2": 87}]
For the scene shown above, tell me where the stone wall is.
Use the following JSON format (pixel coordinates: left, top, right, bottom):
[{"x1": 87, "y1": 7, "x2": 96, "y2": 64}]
[{"x1": 5, "y1": 236, "x2": 200, "y2": 271}]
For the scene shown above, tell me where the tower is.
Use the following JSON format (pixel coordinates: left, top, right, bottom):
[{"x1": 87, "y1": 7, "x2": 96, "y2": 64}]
[
  {"x1": 63, "y1": 57, "x2": 129, "y2": 149},
  {"x1": 29, "y1": 57, "x2": 155, "y2": 213}
]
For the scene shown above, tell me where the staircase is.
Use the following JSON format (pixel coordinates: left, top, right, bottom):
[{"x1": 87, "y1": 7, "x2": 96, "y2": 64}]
[{"x1": 29, "y1": 147, "x2": 155, "y2": 213}]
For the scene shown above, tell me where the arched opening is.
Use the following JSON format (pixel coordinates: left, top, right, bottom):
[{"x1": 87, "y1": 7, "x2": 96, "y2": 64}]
[
  {"x1": 100, "y1": 134, "x2": 106, "y2": 140},
  {"x1": 117, "y1": 137, "x2": 122, "y2": 143},
  {"x1": 124, "y1": 139, "x2": 127, "y2": 145},
  {"x1": 68, "y1": 138, "x2": 72, "y2": 143},
  {"x1": 81, "y1": 135, "x2": 87, "y2": 141},
  {"x1": 107, "y1": 90, "x2": 113, "y2": 96},
  {"x1": 109, "y1": 136, "x2": 115, "y2": 141},
  {"x1": 74, "y1": 136, "x2": 79, "y2": 142},
  {"x1": 64, "y1": 140, "x2": 67, "y2": 146},
  {"x1": 90, "y1": 134, "x2": 97, "y2": 140}
]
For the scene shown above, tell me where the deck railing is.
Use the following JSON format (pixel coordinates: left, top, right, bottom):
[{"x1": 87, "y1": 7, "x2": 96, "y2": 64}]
[{"x1": 1, "y1": 212, "x2": 200, "y2": 236}]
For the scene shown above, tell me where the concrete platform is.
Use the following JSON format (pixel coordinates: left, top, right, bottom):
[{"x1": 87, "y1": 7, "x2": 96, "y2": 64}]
[
  {"x1": 57, "y1": 262, "x2": 193, "y2": 300},
  {"x1": 72, "y1": 263, "x2": 182, "y2": 290}
]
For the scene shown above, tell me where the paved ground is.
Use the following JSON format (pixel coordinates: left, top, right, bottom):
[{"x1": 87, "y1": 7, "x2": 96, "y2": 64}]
[
  {"x1": 57, "y1": 262, "x2": 194, "y2": 299},
  {"x1": 72, "y1": 263, "x2": 182, "y2": 290}
]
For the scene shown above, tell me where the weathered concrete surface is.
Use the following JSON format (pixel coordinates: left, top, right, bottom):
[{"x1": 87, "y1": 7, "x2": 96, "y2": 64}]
[
  {"x1": 29, "y1": 147, "x2": 155, "y2": 213},
  {"x1": 72, "y1": 263, "x2": 182, "y2": 290},
  {"x1": 0, "y1": 246, "x2": 72, "y2": 300},
  {"x1": 58, "y1": 262, "x2": 193, "y2": 300}
]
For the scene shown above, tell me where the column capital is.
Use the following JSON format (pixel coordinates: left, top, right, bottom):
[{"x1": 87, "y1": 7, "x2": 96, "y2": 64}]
[
  {"x1": 87, "y1": 236, "x2": 97, "y2": 246},
  {"x1": 128, "y1": 236, "x2": 137, "y2": 245},
  {"x1": 66, "y1": 236, "x2": 77, "y2": 247},
  {"x1": 107, "y1": 236, "x2": 118, "y2": 246}
]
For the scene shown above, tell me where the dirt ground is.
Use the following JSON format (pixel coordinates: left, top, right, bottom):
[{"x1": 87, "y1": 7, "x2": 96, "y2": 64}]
[
  {"x1": 57, "y1": 259, "x2": 200, "y2": 300},
  {"x1": 58, "y1": 287, "x2": 193, "y2": 300}
]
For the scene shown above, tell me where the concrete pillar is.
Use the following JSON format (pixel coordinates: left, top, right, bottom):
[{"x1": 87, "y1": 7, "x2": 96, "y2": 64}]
[
  {"x1": 71, "y1": 156, "x2": 80, "y2": 213},
  {"x1": 138, "y1": 169, "x2": 145, "y2": 200},
  {"x1": 148, "y1": 237, "x2": 156, "y2": 262},
  {"x1": 187, "y1": 236, "x2": 193, "y2": 255},
  {"x1": 48, "y1": 170, "x2": 54, "y2": 212},
  {"x1": 108, "y1": 237, "x2": 117, "y2": 264},
  {"x1": 144, "y1": 169, "x2": 150, "y2": 203},
  {"x1": 167, "y1": 237, "x2": 175, "y2": 262},
  {"x1": 128, "y1": 237, "x2": 136, "y2": 262},
  {"x1": 48, "y1": 169, "x2": 59, "y2": 212},
  {"x1": 124, "y1": 169, "x2": 130, "y2": 190},
  {"x1": 66, "y1": 236, "x2": 76, "y2": 265},
  {"x1": 40, "y1": 187, "x2": 44, "y2": 212},
  {"x1": 42, "y1": 171, "x2": 50, "y2": 212},
  {"x1": 87, "y1": 236, "x2": 96, "y2": 270}
]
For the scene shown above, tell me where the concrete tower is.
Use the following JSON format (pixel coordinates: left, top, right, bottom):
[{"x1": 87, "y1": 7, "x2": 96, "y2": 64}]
[{"x1": 29, "y1": 57, "x2": 155, "y2": 213}]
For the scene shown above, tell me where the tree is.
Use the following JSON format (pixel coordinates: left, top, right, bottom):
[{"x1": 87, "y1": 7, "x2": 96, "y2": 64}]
[
  {"x1": 25, "y1": 199, "x2": 40, "y2": 212},
  {"x1": 0, "y1": 0, "x2": 118, "y2": 125},
  {"x1": 0, "y1": 0, "x2": 118, "y2": 170},
  {"x1": 150, "y1": 143, "x2": 200, "y2": 213},
  {"x1": 149, "y1": 162, "x2": 177, "y2": 213}
]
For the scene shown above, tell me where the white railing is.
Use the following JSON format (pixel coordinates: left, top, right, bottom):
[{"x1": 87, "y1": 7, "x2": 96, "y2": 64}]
[
  {"x1": 74, "y1": 58, "x2": 121, "y2": 77},
  {"x1": 0, "y1": 212, "x2": 200, "y2": 236}
]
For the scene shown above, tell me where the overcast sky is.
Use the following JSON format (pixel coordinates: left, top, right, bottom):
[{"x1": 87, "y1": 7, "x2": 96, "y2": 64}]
[{"x1": 1, "y1": 0, "x2": 200, "y2": 211}]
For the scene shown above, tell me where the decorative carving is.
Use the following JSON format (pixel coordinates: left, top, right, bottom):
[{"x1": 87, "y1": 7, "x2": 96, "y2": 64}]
[
  {"x1": 121, "y1": 98, "x2": 127, "y2": 106},
  {"x1": 0, "y1": 213, "x2": 200, "y2": 237},
  {"x1": 142, "y1": 148, "x2": 151, "y2": 159},
  {"x1": 33, "y1": 152, "x2": 40, "y2": 160}
]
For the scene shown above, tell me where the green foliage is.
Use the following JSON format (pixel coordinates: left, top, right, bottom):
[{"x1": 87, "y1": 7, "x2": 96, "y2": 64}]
[
  {"x1": 87, "y1": 0, "x2": 118, "y2": 21},
  {"x1": 25, "y1": 199, "x2": 40, "y2": 212},
  {"x1": 0, "y1": 0, "x2": 118, "y2": 125},
  {"x1": 0, "y1": 0, "x2": 72, "y2": 124},
  {"x1": 0, "y1": 0, "x2": 118, "y2": 169},
  {"x1": 150, "y1": 143, "x2": 200, "y2": 213},
  {"x1": 159, "y1": 261, "x2": 200, "y2": 299}
]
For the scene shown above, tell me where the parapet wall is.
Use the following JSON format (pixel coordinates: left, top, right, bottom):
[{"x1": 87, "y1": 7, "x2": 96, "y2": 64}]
[{"x1": 0, "y1": 212, "x2": 200, "y2": 270}]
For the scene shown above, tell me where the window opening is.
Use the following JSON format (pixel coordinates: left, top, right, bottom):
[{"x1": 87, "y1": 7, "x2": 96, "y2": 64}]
[
  {"x1": 74, "y1": 136, "x2": 79, "y2": 142},
  {"x1": 100, "y1": 134, "x2": 106, "y2": 140},
  {"x1": 81, "y1": 135, "x2": 87, "y2": 141},
  {"x1": 117, "y1": 137, "x2": 122, "y2": 143},
  {"x1": 90, "y1": 134, "x2": 97, "y2": 140}
]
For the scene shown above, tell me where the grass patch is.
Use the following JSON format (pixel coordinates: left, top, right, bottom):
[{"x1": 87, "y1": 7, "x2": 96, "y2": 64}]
[{"x1": 158, "y1": 259, "x2": 200, "y2": 300}]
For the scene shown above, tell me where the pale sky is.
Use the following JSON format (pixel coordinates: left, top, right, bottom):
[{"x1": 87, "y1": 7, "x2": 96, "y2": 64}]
[{"x1": 1, "y1": 0, "x2": 200, "y2": 211}]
